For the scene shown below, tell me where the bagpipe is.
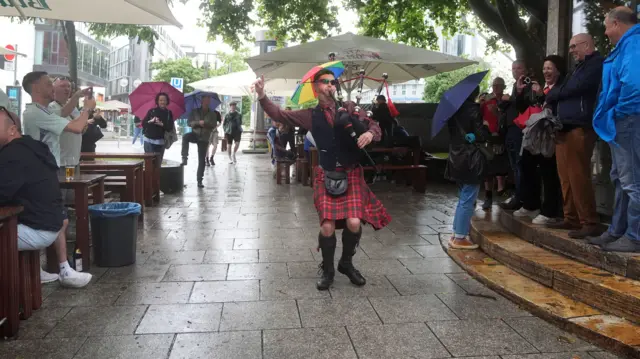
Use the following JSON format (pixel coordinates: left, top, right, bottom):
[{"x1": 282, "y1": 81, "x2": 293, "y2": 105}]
[{"x1": 327, "y1": 53, "x2": 399, "y2": 184}]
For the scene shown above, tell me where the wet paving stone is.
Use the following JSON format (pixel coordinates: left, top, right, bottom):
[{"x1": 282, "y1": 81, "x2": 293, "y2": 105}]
[{"x1": 2, "y1": 153, "x2": 613, "y2": 359}]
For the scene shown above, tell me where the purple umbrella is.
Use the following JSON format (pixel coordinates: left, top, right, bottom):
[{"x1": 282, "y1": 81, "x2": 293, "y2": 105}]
[
  {"x1": 129, "y1": 82, "x2": 186, "y2": 120},
  {"x1": 184, "y1": 90, "x2": 221, "y2": 114}
]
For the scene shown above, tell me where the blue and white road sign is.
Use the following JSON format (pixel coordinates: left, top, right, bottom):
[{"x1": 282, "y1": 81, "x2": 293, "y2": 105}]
[{"x1": 170, "y1": 77, "x2": 184, "y2": 92}]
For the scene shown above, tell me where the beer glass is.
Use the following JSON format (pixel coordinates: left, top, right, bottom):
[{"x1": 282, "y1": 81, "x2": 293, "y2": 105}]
[{"x1": 65, "y1": 156, "x2": 76, "y2": 180}]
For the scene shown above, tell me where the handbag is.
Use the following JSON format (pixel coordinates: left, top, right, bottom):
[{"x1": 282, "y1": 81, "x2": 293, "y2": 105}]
[
  {"x1": 164, "y1": 127, "x2": 178, "y2": 149},
  {"x1": 445, "y1": 118, "x2": 493, "y2": 181},
  {"x1": 324, "y1": 170, "x2": 348, "y2": 197}
]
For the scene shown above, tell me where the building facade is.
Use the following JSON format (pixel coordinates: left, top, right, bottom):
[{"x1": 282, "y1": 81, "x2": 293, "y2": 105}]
[
  {"x1": 33, "y1": 20, "x2": 110, "y2": 87},
  {"x1": 106, "y1": 26, "x2": 184, "y2": 103}
]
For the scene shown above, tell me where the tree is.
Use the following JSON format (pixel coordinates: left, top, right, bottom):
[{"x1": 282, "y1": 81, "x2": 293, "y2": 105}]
[
  {"x1": 206, "y1": 48, "x2": 251, "y2": 77},
  {"x1": 203, "y1": 0, "x2": 547, "y2": 74},
  {"x1": 584, "y1": 0, "x2": 624, "y2": 57},
  {"x1": 241, "y1": 96, "x2": 251, "y2": 127},
  {"x1": 423, "y1": 63, "x2": 491, "y2": 103},
  {"x1": 61, "y1": 22, "x2": 158, "y2": 87},
  {"x1": 151, "y1": 58, "x2": 205, "y2": 93},
  {"x1": 200, "y1": 0, "x2": 339, "y2": 48}
]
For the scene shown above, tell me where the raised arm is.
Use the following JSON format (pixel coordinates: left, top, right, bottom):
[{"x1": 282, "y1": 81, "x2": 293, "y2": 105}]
[{"x1": 259, "y1": 96, "x2": 313, "y2": 130}]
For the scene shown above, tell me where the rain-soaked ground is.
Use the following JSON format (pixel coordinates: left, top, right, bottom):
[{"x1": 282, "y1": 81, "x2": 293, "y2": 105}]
[{"x1": 0, "y1": 140, "x2": 622, "y2": 359}]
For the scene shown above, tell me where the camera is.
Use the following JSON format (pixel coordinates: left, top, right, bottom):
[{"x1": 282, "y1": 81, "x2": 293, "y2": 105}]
[{"x1": 523, "y1": 77, "x2": 532, "y2": 85}]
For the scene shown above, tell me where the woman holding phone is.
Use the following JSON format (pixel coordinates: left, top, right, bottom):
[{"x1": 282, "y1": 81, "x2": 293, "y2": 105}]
[{"x1": 142, "y1": 92, "x2": 174, "y2": 164}]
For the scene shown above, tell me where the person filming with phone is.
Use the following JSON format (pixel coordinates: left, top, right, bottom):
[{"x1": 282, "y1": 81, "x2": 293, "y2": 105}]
[{"x1": 142, "y1": 92, "x2": 174, "y2": 164}]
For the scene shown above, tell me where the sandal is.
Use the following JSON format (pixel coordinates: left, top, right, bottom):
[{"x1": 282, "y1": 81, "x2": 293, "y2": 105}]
[{"x1": 448, "y1": 237, "x2": 479, "y2": 250}]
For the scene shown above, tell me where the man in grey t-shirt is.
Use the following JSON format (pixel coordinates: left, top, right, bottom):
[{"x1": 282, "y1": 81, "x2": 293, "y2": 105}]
[{"x1": 21, "y1": 71, "x2": 95, "y2": 287}]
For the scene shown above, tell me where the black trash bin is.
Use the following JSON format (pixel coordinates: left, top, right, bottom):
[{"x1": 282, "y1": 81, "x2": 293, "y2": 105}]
[{"x1": 88, "y1": 202, "x2": 141, "y2": 267}]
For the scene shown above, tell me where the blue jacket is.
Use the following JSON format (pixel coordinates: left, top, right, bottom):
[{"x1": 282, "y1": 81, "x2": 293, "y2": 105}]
[
  {"x1": 545, "y1": 52, "x2": 603, "y2": 129},
  {"x1": 593, "y1": 24, "x2": 640, "y2": 142}
]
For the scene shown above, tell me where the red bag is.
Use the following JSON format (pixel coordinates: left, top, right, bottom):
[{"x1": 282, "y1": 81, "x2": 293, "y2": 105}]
[
  {"x1": 514, "y1": 106, "x2": 543, "y2": 129},
  {"x1": 384, "y1": 82, "x2": 400, "y2": 118}
]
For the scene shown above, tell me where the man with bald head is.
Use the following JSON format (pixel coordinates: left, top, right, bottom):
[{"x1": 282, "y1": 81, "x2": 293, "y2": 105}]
[
  {"x1": 590, "y1": 6, "x2": 640, "y2": 252},
  {"x1": 0, "y1": 108, "x2": 92, "y2": 287},
  {"x1": 544, "y1": 33, "x2": 603, "y2": 239}
]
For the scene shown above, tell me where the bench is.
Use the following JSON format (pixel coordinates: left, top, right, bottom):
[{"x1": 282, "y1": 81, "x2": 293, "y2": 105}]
[{"x1": 18, "y1": 250, "x2": 42, "y2": 320}]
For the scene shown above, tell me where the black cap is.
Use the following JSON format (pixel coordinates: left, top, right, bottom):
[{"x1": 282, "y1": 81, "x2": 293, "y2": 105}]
[{"x1": 229, "y1": 101, "x2": 238, "y2": 106}]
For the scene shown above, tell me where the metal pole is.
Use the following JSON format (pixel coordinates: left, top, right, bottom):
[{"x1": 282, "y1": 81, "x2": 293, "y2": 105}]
[{"x1": 13, "y1": 44, "x2": 18, "y2": 85}]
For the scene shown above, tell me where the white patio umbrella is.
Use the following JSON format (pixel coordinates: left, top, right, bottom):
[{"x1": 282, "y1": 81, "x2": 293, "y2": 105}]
[
  {"x1": 0, "y1": 0, "x2": 181, "y2": 27},
  {"x1": 188, "y1": 70, "x2": 299, "y2": 97},
  {"x1": 246, "y1": 32, "x2": 475, "y2": 98}
]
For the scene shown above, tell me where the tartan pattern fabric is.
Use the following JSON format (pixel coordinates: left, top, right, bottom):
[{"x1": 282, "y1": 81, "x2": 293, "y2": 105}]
[{"x1": 313, "y1": 166, "x2": 391, "y2": 230}]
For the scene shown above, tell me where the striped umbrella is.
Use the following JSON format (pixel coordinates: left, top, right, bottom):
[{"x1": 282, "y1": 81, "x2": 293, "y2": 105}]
[{"x1": 290, "y1": 60, "x2": 345, "y2": 105}]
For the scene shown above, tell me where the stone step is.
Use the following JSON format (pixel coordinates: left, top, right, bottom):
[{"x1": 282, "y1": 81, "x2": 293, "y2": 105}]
[
  {"x1": 442, "y1": 237, "x2": 640, "y2": 358},
  {"x1": 499, "y1": 209, "x2": 640, "y2": 280},
  {"x1": 469, "y1": 209, "x2": 640, "y2": 326}
]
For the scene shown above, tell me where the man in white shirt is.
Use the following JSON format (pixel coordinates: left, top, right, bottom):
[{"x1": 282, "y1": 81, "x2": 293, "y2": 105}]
[
  {"x1": 49, "y1": 77, "x2": 86, "y2": 168},
  {"x1": 22, "y1": 71, "x2": 95, "y2": 287}
]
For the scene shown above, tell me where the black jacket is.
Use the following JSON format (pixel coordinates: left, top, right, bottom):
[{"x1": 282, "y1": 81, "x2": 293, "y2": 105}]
[
  {"x1": 445, "y1": 100, "x2": 490, "y2": 184},
  {"x1": 545, "y1": 52, "x2": 604, "y2": 129},
  {"x1": 516, "y1": 75, "x2": 566, "y2": 117},
  {"x1": 81, "y1": 114, "x2": 107, "y2": 152},
  {"x1": 142, "y1": 107, "x2": 173, "y2": 140},
  {"x1": 0, "y1": 136, "x2": 64, "y2": 232}
]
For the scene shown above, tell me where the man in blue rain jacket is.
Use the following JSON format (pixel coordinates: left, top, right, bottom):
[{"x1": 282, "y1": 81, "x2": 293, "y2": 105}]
[{"x1": 590, "y1": 7, "x2": 640, "y2": 252}]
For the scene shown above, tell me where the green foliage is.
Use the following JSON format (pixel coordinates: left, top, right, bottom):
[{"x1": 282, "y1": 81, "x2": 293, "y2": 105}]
[
  {"x1": 198, "y1": 0, "x2": 339, "y2": 49},
  {"x1": 583, "y1": 0, "x2": 624, "y2": 57},
  {"x1": 88, "y1": 24, "x2": 159, "y2": 52},
  {"x1": 241, "y1": 96, "x2": 251, "y2": 127},
  {"x1": 207, "y1": 48, "x2": 251, "y2": 77},
  {"x1": 152, "y1": 58, "x2": 205, "y2": 93},
  {"x1": 422, "y1": 63, "x2": 491, "y2": 103},
  {"x1": 285, "y1": 97, "x2": 318, "y2": 109}
]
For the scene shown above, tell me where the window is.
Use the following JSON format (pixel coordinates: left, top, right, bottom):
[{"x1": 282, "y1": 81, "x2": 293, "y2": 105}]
[
  {"x1": 456, "y1": 35, "x2": 465, "y2": 56},
  {"x1": 412, "y1": 85, "x2": 417, "y2": 95},
  {"x1": 401, "y1": 84, "x2": 406, "y2": 95}
]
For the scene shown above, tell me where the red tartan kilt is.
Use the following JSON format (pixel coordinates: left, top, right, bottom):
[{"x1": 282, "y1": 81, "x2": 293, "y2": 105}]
[{"x1": 313, "y1": 166, "x2": 391, "y2": 230}]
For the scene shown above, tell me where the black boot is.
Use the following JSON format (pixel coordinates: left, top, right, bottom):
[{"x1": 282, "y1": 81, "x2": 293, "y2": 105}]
[
  {"x1": 181, "y1": 157, "x2": 188, "y2": 166},
  {"x1": 210, "y1": 156, "x2": 215, "y2": 165},
  {"x1": 205, "y1": 157, "x2": 210, "y2": 166},
  {"x1": 338, "y1": 227, "x2": 366, "y2": 286},
  {"x1": 316, "y1": 233, "x2": 336, "y2": 291}
]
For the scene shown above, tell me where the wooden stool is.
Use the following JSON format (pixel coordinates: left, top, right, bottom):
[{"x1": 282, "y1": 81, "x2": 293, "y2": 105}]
[
  {"x1": 276, "y1": 160, "x2": 292, "y2": 185},
  {"x1": 18, "y1": 250, "x2": 42, "y2": 320},
  {"x1": 296, "y1": 158, "x2": 310, "y2": 186}
]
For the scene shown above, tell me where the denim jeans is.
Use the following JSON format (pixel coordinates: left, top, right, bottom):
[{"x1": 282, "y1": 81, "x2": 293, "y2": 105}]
[
  {"x1": 505, "y1": 126, "x2": 523, "y2": 201},
  {"x1": 452, "y1": 183, "x2": 481, "y2": 238},
  {"x1": 144, "y1": 142, "x2": 165, "y2": 167},
  {"x1": 132, "y1": 127, "x2": 143, "y2": 145},
  {"x1": 608, "y1": 115, "x2": 640, "y2": 242}
]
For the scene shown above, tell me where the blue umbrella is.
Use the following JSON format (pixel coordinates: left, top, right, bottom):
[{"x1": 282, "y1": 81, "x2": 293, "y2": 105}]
[
  {"x1": 430, "y1": 70, "x2": 489, "y2": 138},
  {"x1": 184, "y1": 90, "x2": 221, "y2": 114}
]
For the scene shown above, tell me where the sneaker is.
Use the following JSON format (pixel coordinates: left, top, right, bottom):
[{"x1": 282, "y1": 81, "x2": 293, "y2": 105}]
[
  {"x1": 602, "y1": 236, "x2": 640, "y2": 253},
  {"x1": 514, "y1": 208, "x2": 540, "y2": 218},
  {"x1": 532, "y1": 215, "x2": 554, "y2": 225},
  {"x1": 500, "y1": 196, "x2": 521, "y2": 210},
  {"x1": 210, "y1": 156, "x2": 215, "y2": 166},
  {"x1": 197, "y1": 181, "x2": 204, "y2": 188},
  {"x1": 59, "y1": 268, "x2": 92, "y2": 288},
  {"x1": 40, "y1": 269, "x2": 59, "y2": 284},
  {"x1": 448, "y1": 236, "x2": 479, "y2": 250},
  {"x1": 232, "y1": 153, "x2": 237, "y2": 164},
  {"x1": 588, "y1": 232, "x2": 620, "y2": 246},
  {"x1": 229, "y1": 154, "x2": 234, "y2": 164}
]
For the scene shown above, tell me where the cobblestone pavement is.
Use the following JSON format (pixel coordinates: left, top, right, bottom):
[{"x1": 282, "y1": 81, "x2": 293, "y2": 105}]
[{"x1": 0, "y1": 147, "x2": 622, "y2": 359}]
